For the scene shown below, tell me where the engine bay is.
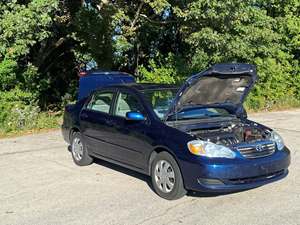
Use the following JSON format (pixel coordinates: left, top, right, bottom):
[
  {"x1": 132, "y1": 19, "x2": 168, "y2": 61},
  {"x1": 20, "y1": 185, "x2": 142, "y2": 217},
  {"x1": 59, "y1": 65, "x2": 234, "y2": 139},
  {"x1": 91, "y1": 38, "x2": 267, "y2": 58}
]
[{"x1": 171, "y1": 119, "x2": 271, "y2": 146}]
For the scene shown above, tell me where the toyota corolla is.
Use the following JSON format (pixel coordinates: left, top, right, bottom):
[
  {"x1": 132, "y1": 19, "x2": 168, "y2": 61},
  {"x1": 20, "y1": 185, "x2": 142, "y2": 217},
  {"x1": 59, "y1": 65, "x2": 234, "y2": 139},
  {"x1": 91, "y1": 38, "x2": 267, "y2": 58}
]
[{"x1": 62, "y1": 63, "x2": 290, "y2": 200}]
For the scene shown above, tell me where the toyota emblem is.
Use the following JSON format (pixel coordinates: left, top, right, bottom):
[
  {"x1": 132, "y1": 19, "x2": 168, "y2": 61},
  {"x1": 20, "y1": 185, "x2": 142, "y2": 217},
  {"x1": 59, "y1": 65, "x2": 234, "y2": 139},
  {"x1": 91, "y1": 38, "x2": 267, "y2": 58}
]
[{"x1": 256, "y1": 145, "x2": 263, "y2": 152}]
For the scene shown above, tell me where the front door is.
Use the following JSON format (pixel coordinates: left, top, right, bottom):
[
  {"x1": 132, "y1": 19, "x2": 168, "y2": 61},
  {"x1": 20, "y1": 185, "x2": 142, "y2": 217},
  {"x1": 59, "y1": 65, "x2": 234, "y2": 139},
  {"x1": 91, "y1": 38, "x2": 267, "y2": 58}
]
[{"x1": 108, "y1": 91, "x2": 153, "y2": 169}]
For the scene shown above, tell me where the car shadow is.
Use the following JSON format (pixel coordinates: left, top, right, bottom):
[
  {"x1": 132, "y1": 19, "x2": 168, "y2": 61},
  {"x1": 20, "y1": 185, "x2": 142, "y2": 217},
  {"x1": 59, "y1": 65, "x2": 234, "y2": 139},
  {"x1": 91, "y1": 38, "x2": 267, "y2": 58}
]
[
  {"x1": 187, "y1": 189, "x2": 248, "y2": 198},
  {"x1": 67, "y1": 145, "x2": 155, "y2": 191},
  {"x1": 68, "y1": 145, "x2": 250, "y2": 198},
  {"x1": 93, "y1": 157, "x2": 250, "y2": 198},
  {"x1": 92, "y1": 158, "x2": 156, "y2": 192}
]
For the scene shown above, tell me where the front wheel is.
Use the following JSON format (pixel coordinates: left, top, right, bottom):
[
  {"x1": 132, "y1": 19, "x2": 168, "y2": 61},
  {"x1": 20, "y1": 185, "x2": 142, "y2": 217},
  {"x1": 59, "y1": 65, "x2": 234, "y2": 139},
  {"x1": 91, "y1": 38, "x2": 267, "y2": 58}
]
[
  {"x1": 151, "y1": 152, "x2": 187, "y2": 200},
  {"x1": 71, "y1": 132, "x2": 93, "y2": 166}
]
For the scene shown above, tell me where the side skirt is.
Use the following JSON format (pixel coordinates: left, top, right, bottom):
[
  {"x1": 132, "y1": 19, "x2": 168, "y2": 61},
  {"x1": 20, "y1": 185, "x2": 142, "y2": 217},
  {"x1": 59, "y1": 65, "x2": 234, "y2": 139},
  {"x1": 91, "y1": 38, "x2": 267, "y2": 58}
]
[{"x1": 89, "y1": 152, "x2": 150, "y2": 176}]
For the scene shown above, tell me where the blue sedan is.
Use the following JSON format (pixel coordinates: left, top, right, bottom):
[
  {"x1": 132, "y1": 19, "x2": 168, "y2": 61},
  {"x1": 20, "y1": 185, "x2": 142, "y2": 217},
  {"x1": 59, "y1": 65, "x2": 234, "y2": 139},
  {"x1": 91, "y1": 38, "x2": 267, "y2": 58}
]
[{"x1": 62, "y1": 63, "x2": 290, "y2": 200}]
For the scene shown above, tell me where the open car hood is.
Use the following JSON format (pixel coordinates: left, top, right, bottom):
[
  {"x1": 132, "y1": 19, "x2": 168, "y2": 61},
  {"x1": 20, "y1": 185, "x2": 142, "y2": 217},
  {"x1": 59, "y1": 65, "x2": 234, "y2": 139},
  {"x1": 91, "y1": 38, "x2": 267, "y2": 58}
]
[{"x1": 165, "y1": 63, "x2": 257, "y2": 120}]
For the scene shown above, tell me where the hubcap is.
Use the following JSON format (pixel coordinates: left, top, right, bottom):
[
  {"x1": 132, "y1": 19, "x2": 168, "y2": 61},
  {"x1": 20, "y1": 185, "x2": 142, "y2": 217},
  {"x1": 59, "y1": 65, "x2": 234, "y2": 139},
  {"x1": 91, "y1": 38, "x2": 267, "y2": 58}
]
[
  {"x1": 154, "y1": 160, "x2": 175, "y2": 193},
  {"x1": 72, "y1": 137, "x2": 83, "y2": 161}
]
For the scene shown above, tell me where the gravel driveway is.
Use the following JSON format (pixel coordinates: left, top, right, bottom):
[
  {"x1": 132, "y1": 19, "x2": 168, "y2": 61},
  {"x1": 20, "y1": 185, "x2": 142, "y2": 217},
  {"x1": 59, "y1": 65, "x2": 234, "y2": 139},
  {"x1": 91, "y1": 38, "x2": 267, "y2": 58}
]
[{"x1": 0, "y1": 109, "x2": 299, "y2": 225}]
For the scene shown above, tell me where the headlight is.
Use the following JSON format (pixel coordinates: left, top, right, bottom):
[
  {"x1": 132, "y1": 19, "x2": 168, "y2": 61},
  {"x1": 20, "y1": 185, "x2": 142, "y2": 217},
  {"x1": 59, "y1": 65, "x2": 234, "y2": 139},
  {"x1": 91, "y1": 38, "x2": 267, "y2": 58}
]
[
  {"x1": 187, "y1": 140, "x2": 236, "y2": 159},
  {"x1": 270, "y1": 131, "x2": 285, "y2": 150}
]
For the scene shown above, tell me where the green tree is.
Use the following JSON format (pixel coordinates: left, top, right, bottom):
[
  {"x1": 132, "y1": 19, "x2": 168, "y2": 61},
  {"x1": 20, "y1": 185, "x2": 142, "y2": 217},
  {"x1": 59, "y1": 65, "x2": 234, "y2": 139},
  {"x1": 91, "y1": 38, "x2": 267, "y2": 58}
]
[
  {"x1": 0, "y1": 0, "x2": 80, "y2": 107},
  {"x1": 1, "y1": 0, "x2": 300, "y2": 113},
  {"x1": 182, "y1": 0, "x2": 299, "y2": 108}
]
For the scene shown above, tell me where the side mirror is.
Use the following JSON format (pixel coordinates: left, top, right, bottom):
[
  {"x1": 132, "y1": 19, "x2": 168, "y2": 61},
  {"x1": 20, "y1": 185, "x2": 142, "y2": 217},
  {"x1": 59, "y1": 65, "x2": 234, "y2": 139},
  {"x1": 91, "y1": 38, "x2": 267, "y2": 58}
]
[{"x1": 126, "y1": 112, "x2": 145, "y2": 121}]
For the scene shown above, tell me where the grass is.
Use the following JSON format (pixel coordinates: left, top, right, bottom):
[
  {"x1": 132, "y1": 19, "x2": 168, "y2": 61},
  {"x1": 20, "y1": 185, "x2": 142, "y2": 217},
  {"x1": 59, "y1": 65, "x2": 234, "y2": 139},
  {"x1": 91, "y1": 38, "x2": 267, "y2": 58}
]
[{"x1": 0, "y1": 112, "x2": 62, "y2": 139}]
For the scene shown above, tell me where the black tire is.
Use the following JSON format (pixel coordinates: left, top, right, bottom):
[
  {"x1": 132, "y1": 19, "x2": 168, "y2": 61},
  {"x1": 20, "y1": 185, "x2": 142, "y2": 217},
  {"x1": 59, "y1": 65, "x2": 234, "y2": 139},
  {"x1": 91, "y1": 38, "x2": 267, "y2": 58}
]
[
  {"x1": 151, "y1": 152, "x2": 187, "y2": 200},
  {"x1": 71, "y1": 132, "x2": 93, "y2": 166}
]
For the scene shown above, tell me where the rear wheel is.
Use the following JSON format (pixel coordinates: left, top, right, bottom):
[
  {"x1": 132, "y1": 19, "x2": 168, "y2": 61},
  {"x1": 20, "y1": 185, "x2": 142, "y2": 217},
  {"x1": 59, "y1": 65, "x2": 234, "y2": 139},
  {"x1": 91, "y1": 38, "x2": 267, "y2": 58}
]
[
  {"x1": 151, "y1": 152, "x2": 187, "y2": 200},
  {"x1": 71, "y1": 132, "x2": 93, "y2": 166}
]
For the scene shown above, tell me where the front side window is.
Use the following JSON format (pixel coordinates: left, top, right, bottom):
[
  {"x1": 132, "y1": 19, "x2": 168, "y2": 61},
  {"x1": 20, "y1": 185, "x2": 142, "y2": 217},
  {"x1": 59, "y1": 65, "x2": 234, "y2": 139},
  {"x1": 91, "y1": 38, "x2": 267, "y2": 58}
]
[
  {"x1": 143, "y1": 89, "x2": 178, "y2": 119},
  {"x1": 86, "y1": 92, "x2": 114, "y2": 113},
  {"x1": 115, "y1": 92, "x2": 143, "y2": 117}
]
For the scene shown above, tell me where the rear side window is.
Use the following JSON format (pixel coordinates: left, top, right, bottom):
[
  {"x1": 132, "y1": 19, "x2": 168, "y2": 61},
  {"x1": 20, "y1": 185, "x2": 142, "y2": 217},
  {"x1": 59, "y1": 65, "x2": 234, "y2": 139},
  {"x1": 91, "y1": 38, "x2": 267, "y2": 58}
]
[{"x1": 86, "y1": 92, "x2": 114, "y2": 113}]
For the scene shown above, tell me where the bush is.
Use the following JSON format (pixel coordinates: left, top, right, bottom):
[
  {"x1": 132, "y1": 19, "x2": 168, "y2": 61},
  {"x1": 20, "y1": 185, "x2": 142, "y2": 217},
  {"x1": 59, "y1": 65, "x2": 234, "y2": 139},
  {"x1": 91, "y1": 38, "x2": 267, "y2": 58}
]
[
  {"x1": 4, "y1": 104, "x2": 40, "y2": 132},
  {"x1": 0, "y1": 59, "x2": 17, "y2": 91},
  {"x1": 0, "y1": 88, "x2": 60, "y2": 134},
  {"x1": 0, "y1": 88, "x2": 35, "y2": 126}
]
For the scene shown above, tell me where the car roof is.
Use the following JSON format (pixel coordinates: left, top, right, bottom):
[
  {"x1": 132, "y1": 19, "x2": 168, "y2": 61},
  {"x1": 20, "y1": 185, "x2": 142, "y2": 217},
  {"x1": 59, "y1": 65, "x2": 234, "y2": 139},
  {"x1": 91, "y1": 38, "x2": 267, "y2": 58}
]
[{"x1": 103, "y1": 83, "x2": 179, "y2": 91}]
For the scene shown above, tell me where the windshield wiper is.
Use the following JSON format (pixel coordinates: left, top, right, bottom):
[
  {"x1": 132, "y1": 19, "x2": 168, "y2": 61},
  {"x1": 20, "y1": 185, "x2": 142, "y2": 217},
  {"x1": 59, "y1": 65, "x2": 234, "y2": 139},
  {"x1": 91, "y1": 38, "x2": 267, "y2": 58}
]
[{"x1": 173, "y1": 115, "x2": 218, "y2": 121}]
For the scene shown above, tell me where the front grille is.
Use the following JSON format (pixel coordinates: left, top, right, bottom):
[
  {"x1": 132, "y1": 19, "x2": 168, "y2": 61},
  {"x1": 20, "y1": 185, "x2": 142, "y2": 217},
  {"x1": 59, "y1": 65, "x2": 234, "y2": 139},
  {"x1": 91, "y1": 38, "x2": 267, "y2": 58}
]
[{"x1": 237, "y1": 142, "x2": 276, "y2": 159}]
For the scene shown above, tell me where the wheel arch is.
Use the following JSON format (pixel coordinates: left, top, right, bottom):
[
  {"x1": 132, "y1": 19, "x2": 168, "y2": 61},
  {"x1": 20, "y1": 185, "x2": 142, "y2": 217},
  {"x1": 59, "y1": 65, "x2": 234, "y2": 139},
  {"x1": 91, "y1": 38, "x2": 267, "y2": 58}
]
[
  {"x1": 69, "y1": 126, "x2": 81, "y2": 142},
  {"x1": 147, "y1": 146, "x2": 182, "y2": 176}
]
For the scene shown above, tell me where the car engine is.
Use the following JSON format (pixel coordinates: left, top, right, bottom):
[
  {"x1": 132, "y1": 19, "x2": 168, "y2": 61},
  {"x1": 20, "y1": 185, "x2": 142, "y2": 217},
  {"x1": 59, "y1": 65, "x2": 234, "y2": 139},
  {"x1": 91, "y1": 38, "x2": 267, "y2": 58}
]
[{"x1": 178, "y1": 120, "x2": 271, "y2": 146}]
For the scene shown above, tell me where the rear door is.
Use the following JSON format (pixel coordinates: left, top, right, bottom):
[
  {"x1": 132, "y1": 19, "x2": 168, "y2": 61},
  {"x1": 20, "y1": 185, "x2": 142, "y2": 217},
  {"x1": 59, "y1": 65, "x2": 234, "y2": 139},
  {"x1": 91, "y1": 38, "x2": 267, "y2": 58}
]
[{"x1": 80, "y1": 90, "x2": 118, "y2": 158}]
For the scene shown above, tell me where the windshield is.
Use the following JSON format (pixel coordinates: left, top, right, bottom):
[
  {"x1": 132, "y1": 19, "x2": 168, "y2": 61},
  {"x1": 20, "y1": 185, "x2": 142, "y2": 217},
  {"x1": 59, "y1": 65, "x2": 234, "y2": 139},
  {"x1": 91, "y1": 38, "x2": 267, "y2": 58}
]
[
  {"x1": 143, "y1": 88, "x2": 232, "y2": 121},
  {"x1": 167, "y1": 107, "x2": 232, "y2": 121},
  {"x1": 143, "y1": 88, "x2": 178, "y2": 119}
]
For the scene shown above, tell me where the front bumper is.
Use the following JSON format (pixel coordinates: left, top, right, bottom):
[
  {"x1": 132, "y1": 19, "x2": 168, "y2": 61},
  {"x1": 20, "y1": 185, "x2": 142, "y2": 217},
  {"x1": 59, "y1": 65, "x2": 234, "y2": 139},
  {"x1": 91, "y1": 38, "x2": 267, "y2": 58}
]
[{"x1": 179, "y1": 147, "x2": 291, "y2": 192}]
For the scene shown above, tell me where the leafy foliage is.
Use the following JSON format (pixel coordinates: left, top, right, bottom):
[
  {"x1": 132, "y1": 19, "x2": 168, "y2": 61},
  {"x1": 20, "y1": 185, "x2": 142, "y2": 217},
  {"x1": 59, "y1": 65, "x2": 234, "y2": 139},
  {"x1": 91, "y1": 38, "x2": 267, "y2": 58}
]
[
  {"x1": 0, "y1": 88, "x2": 60, "y2": 134},
  {"x1": 0, "y1": 59, "x2": 17, "y2": 90},
  {"x1": 139, "y1": 53, "x2": 186, "y2": 84},
  {"x1": 0, "y1": 88, "x2": 34, "y2": 131},
  {"x1": 0, "y1": 0, "x2": 58, "y2": 59},
  {"x1": 73, "y1": 6, "x2": 115, "y2": 69},
  {"x1": 182, "y1": 0, "x2": 300, "y2": 108},
  {"x1": 0, "y1": 0, "x2": 300, "y2": 134}
]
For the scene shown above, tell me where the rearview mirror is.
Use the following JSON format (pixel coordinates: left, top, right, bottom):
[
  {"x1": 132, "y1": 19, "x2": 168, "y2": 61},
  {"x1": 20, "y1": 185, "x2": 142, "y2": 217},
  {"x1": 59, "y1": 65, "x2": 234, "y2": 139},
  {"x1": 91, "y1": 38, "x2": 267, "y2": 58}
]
[{"x1": 126, "y1": 112, "x2": 145, "y2": 121}]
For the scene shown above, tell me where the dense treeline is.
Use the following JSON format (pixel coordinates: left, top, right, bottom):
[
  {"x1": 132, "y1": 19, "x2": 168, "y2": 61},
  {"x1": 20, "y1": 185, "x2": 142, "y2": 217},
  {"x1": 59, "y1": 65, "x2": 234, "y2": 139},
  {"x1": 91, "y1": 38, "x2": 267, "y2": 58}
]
[{"x1": 0, "y1": 0, "x2": 299, "y2": 133}]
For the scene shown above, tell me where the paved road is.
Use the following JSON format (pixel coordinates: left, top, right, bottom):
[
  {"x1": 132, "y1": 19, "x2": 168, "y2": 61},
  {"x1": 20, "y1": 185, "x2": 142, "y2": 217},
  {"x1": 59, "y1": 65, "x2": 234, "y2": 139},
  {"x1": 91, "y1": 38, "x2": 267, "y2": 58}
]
[{"x1": 0, "y1": 110, "x2": 299, "y2": 225}]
